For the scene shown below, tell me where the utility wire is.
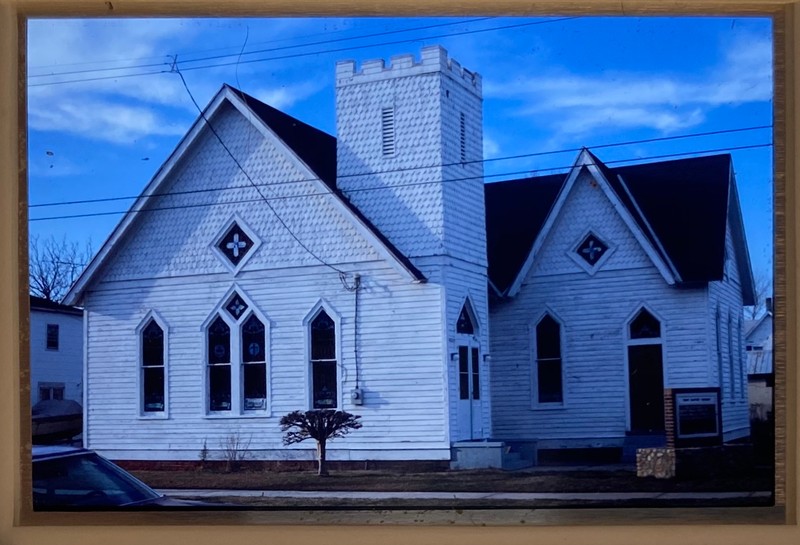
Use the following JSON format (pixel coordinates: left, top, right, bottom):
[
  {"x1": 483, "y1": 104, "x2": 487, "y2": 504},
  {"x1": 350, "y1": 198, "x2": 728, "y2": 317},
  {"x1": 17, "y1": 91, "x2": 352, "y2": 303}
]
[
  {"x1": 29, "y1": 18, "x2": 497, "y2": 80},
  {"x1": 28, "y1": 17, "x2": 577, "y2": 87},
  {"x1": 29, "y1": 142, "x2": 773, "y2": 223},
  {"x1": 29, "y1": 124, "x2": 772, "y2": 210},
  {"x1": 170, "y1": 61, "x2": 348, "y2": 277}
]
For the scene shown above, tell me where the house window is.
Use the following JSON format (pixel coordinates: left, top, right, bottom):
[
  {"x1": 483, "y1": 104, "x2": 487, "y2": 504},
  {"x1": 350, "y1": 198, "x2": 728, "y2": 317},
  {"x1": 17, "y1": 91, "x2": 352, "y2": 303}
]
[
  {"x1": 207, "y1": 315, "x2": 232, "y2": 412},
  {"x1": 141, "y1": 319, "x2": 165, "y2": 412},
  {"x1": 46, "y1": 324, "x2": 59, "y2": 350},
  {"x1": 381, "y1": 107, "x2": 395, "y2": 156},
  {"x1": 456, "y1": 303, "x2": 475, "y2": 335},
  {"x1": 728, "y1": 313, "x2": 735, "y2": 398},
  {"x1": 630, "y1": 308, "x2": 661, "y2": 339},
  {"x1": 38, "y1": 383, "x2": 65, "y2": 402},
  {"x1": 534, "y1": 314, "x2": 563, "y2": 404},
  {"x1": 459, "y1": 112, "x2": 467, "y2": 162},
  {"x1": 241, "y1": 314, "x2": 267, "y2": 411},
  {"x1": 310, "y1": 310, "x2": 337, "y2": 409},
  {"x1": 716, "y1": 306, "x2": 724, "y2": 398}
]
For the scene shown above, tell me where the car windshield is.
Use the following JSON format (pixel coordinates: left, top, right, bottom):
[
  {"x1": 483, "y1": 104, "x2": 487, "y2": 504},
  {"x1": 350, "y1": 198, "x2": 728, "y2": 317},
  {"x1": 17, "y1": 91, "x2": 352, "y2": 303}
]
[{"x1": 33, "y1": 452, "x2": 160, "y2": 509}]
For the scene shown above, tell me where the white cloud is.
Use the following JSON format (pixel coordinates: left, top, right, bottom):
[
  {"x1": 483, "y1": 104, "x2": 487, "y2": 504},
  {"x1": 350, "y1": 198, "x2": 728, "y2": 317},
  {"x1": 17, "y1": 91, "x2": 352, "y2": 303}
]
[
  {"x1": 28, "y1": 97, "x2": 187, "y2": 144},
  {"x1": 247, "y1": 80, "x2": 324, "y2": 110},
  {"x1": 483, "y1": 135, "x2": 501, "y2": 159},
  {"x1": 485, "y1": 32, "x2": 772, "y2": 139}
]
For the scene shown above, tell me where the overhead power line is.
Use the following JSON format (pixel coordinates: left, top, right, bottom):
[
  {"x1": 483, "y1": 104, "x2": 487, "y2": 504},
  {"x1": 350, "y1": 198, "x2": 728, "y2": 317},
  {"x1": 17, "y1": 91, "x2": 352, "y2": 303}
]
[
  {"x1": 29, "y1": 124, "x2": 772, "y2": 210},
  {"x1": 28, "y1": 17, "x2": 578, "y2": 88},
  {"x1": 28, "y1": 18, "x2": 497, "y2": 80},
  {"x1": 29, "y1": 141, "x2": 773, "y2": 223}
]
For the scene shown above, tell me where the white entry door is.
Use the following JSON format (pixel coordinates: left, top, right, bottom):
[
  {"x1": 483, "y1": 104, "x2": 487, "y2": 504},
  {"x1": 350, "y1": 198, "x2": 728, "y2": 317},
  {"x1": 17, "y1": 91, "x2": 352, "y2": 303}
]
[{"x1": 457, "y1": 345, "x2": 482, "y2": 440}]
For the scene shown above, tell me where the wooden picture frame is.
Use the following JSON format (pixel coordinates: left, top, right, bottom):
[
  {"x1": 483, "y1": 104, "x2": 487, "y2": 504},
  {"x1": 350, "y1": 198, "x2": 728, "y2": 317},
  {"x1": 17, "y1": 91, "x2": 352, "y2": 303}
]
[{"x1": 1, "y1": 1, "x2": 796, "y2": 544}]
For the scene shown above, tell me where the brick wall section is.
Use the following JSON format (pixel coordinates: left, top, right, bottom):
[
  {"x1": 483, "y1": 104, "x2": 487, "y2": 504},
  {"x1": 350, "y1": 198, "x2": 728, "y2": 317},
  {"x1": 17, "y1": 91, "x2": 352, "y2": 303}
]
[{"x1": 664, "y1": 388, "x2": 675, "y2": 447}]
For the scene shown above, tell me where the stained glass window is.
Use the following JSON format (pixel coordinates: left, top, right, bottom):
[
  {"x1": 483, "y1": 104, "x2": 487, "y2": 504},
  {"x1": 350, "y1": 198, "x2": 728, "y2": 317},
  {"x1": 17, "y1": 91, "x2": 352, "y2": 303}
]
[
  {"x1": 225, "y1": 292, "x2": 249, "y2": 320},
  {"x1": 242, "y1": 314, "x2": 266, "y2": 411},
  {"x1": 311, "y1": 310, "x2": 337, "y2": 409},
  {"x1": 208, "y1": 315, "x2": 231, "y2": 411}
]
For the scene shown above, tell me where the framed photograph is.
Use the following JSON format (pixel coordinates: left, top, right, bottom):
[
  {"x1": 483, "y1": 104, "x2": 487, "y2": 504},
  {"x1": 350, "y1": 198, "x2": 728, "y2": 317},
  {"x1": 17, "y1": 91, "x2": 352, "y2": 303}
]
[{"x1": 1, "y1": 1, "x2": 796, "y2": 544}]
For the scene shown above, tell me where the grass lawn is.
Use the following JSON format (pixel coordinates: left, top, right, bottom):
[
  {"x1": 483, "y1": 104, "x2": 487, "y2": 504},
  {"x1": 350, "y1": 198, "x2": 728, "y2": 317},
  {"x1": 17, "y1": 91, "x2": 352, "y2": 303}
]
[{"x1": 130, "y1": 465, "x2": 774, "y2": 494}]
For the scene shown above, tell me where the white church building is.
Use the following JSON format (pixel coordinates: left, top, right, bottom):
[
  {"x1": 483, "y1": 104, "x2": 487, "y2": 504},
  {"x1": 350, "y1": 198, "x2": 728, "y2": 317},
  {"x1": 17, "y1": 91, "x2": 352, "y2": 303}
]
[{"x1": 64, "y1": 46, "x2": 754, "y2": 468}]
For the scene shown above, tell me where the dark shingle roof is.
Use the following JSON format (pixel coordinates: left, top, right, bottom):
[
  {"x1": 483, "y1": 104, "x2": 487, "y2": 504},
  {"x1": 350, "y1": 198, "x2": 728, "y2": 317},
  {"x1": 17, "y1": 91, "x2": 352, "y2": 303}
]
[
  {"x1": 226, "y1": 85, "x2": 337, "y2": 187},
  {"x1": 485, "y1": 174, "x2": 563, "y2": 293},
  {"x1": 485, "y1": 153, "x2": 739, "y2": 294}
]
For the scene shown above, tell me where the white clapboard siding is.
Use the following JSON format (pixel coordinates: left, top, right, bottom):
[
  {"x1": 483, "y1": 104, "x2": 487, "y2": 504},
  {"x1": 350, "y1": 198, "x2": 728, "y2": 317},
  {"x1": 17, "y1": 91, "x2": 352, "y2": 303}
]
[
  {"x1": 707, "y1": 222, "x2": 750, "y2": 441},
  {"x1": 30, "y1": 308, "x2": 84, "y2": 405},
  {"x1": 490, "y1": 167, "x2": 715, "y2": 443},
  {"x1": 84, "y1": 259, "x2": 451, "y2": 460}
]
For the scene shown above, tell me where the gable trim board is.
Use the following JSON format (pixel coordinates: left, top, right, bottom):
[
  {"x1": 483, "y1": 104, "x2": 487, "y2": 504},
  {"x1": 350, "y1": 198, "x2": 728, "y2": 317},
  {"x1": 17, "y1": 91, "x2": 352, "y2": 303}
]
[
  {"x1": 506, "y1": 150, "x2": 678, "y2": 297},
  {"x1": 64, "y1": 85, "x2": 424, "y2": 307},
  {"x1": 489, "y1": 150, "x2": 755, "y2": 306}
]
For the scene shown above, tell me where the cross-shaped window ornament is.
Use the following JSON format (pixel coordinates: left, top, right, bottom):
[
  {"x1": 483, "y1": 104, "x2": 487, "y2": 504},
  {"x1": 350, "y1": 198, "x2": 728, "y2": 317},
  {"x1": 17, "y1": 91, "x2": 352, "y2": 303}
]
[
  {"x1": 225, "y1": 293, "x2": 249, "y2": 320},
  {"x1": 216, "y1": 222, "x2": 254, "y2": 266},
  {"x1": 576, "y1": 233, "x2": 608, "y2": 266}
]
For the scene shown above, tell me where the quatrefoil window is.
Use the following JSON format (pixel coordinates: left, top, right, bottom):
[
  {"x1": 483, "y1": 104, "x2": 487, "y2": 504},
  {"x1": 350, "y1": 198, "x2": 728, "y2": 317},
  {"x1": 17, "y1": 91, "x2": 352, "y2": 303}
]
[
  {"x1": 217, "y1": 223, "x2": 254, "y2": 266},
  {"x1": 576, "y1": 233, "x2": 608, "y2": 266}
]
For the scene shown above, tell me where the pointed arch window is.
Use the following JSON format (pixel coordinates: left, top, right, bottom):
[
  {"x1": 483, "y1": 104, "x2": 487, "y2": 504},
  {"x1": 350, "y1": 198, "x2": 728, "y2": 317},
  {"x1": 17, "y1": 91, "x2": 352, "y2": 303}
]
[
  {"x1": 629, "y1": 308, "x2": 661, "y2": 339},
  {"x1": 456, "y1": 303, "x2": 475, "y2": 335},
  {"x1": 242, "y1": 314, "x2": 267, "y2": 410},
  {"x1": 310, "y1": 310, "x2": 337, "y2": 409},
  {"x1": 207, "y1": 316, "x2": 232, "y2": 411},
  {"x1": 141, "y1": 319, "x2": 165, "y2": 413},
  {"x1": 534, "y1": 314, "x2": 563, "y2": 404}
]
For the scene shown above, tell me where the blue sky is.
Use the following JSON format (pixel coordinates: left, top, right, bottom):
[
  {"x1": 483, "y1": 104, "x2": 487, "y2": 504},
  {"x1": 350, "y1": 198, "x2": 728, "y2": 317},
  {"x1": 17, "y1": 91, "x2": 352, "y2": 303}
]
[{"x1": 26, "y1": 16, "x2": 774, "y2": 284}]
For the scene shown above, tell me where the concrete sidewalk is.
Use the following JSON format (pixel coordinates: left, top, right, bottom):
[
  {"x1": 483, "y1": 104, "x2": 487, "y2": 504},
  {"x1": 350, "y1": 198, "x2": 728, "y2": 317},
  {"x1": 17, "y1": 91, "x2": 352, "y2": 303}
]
[{"x1": 157, "y1": 488, "x2": 772, "y2": 502}]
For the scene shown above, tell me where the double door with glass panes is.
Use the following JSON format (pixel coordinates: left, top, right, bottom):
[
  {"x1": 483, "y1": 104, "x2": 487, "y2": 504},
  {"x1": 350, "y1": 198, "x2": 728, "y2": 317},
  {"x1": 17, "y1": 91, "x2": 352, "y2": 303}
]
[{"x1": 456, "y1": 344, "x2": 482, "y2": 440}]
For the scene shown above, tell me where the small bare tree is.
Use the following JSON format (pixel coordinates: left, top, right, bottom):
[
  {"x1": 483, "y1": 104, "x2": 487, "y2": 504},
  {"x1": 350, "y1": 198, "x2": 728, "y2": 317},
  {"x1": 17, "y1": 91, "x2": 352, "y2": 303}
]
[
  {"x1": 29, "y1": 234, "x2": 93, "y2": 302},
  {"x1": 280, "y1": 410, "x2": 362, "y2": 476},
  {"x1": 219, "y1": 431, "x2": 252, "y2": 472}
]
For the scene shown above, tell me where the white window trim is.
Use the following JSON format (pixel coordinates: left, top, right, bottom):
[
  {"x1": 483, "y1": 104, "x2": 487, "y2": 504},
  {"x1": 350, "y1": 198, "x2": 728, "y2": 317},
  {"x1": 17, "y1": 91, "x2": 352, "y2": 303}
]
[
  {"x1": 530, "y1": 307, "x2": 566, "y2": 409},
  {"x1": 566, "y1": 228, "x2": 617, "y2": 276},
  {"x1": 455, "y1": 296, "x2": 480, "y2": 338},
  {"x1": 135, "y1": 310, "x2": 169, "y2": 420},
  {"x1": 201, "y1": 286, "x2": 271, "y2": 417},
  {"x1": 210, "y1": 213, "x2": 262, "y2": 275},
  {"x1": 303, "y1": 299, "x2": 344, "y2": 411}
]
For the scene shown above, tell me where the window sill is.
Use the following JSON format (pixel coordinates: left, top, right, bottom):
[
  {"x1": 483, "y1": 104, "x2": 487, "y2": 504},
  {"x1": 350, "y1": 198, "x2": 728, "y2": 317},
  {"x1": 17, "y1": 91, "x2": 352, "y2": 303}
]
[
  {"x1": 203, "y1": 412, "x2": 272, "y2": 419},
  {"x1": 530, "y1": 403, "x2": 566, "y2": 411},
  {"x1": 137, "y1": 413, "x2": 169, "y2": 420}
]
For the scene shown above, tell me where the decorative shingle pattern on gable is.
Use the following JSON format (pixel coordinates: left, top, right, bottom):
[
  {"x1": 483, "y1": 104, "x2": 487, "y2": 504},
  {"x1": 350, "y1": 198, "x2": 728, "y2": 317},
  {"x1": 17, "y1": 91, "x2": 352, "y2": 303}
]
[
  {"x1": 530, "y1": 169, "x2": 654, "y2": 277},
  {"x1": 100, "y1": 103, "x2": 385, "y2": 282},
  {"x1": 485, "y1": 153, "x2": 742, "y2": 296}
]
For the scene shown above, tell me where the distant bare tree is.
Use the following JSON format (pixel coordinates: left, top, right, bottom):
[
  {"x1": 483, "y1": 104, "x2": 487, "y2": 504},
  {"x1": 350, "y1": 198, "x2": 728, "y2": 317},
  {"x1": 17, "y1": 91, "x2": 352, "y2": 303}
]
[
  {"x1": 746, "y1": 270, "x2": 773, "y2": 320},
  {"x1": 280, "y1": 410, "x2": 362, "y2": 476},
  {"x1": 29, "y1": 235, "x2": 92, "y2": 303}
]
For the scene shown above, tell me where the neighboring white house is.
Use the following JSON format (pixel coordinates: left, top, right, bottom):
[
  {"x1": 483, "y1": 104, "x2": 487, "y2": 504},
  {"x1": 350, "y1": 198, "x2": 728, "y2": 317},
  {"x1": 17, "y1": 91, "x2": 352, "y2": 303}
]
[
  {"x1": 745, "y1": 310, "x2": 773, "y2": 421},
  {"x1": 29, "y1": 296, "x2": 83, "y2": 406},
  {"x1": 64, "y1": 46, "x2": 755, "y2": 467}
]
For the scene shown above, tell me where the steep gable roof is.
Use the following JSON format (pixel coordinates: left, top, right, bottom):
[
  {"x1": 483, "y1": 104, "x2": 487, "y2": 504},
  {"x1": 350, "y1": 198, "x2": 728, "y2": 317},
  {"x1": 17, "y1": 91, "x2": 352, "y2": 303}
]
[
  {"x1": 226, "y1": 86, "x2": 337, "y2": 187},
  {"x1": 64, "y1": 85, "x2": 423, "y2": 305},
  {"x1": 485, "y1": 151, "x2": 755, "y2": 303}
]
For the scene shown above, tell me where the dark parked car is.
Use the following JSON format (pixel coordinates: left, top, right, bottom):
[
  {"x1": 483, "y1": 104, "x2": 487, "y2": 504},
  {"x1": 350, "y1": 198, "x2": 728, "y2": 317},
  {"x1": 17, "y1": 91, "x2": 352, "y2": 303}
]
[{"x1": 32, "y1": 445, "x2": 222, "y2": 510}]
